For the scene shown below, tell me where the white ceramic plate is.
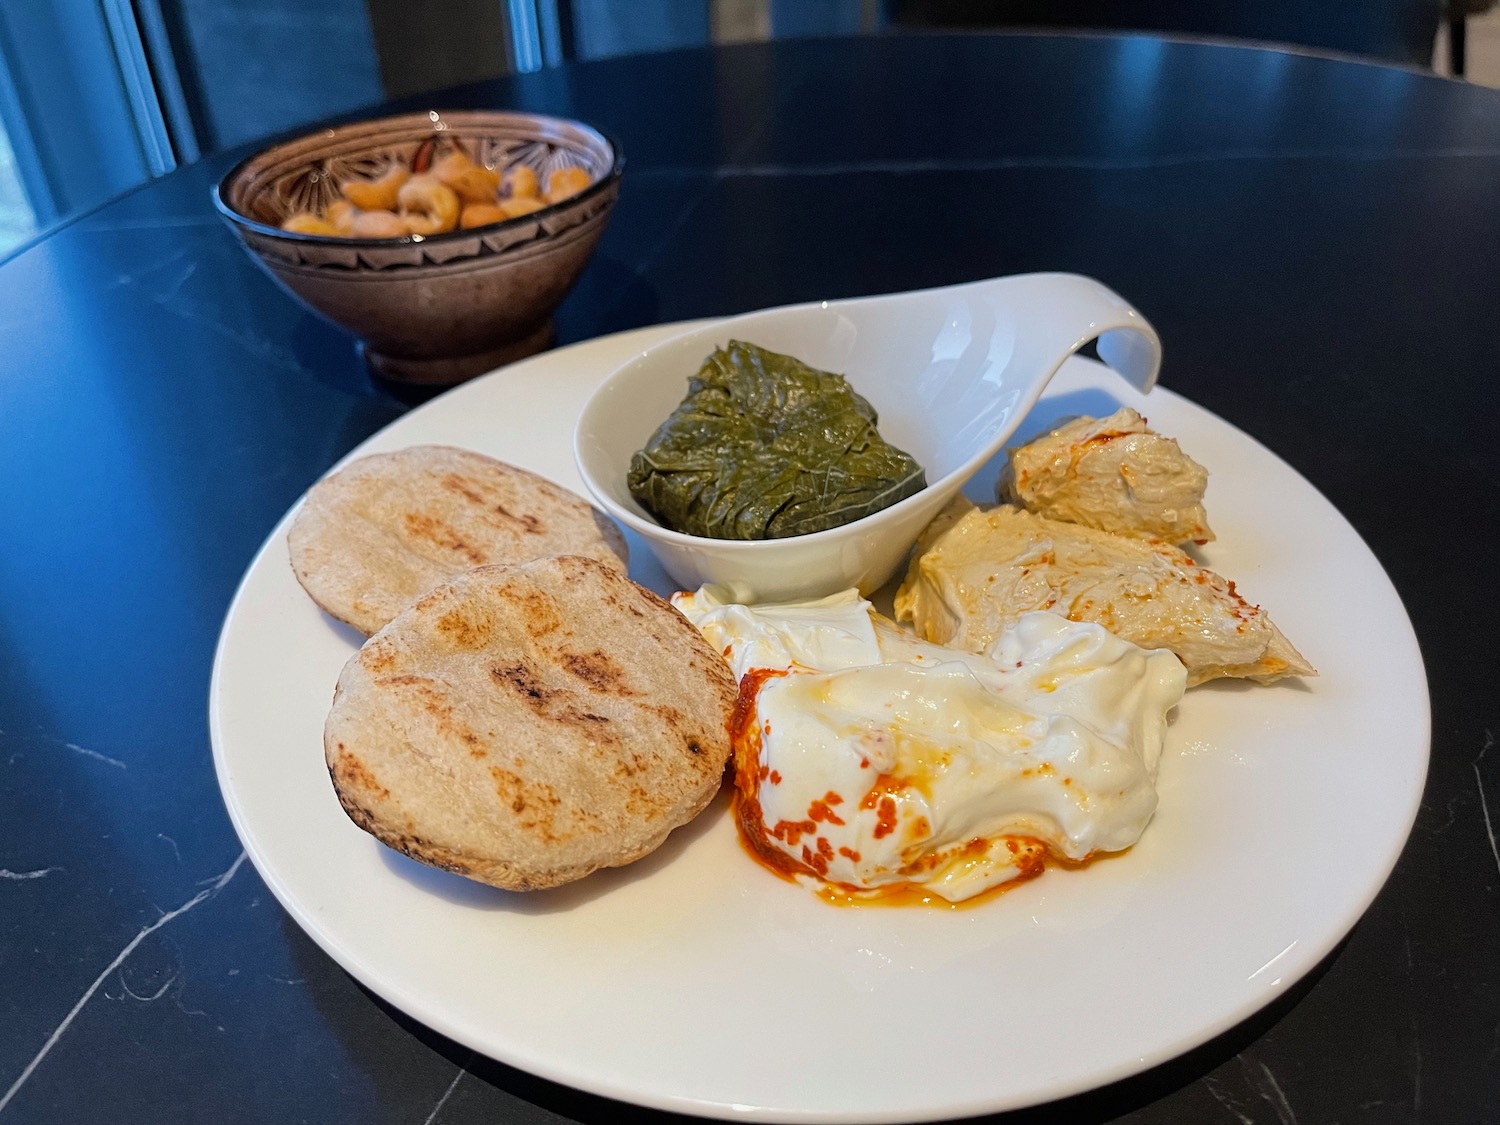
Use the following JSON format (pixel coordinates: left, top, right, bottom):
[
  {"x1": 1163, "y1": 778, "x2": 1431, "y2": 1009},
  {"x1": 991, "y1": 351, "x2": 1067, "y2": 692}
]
[{"x1": 210, "y1": 321, "x2": 1429, "y2": 1123}]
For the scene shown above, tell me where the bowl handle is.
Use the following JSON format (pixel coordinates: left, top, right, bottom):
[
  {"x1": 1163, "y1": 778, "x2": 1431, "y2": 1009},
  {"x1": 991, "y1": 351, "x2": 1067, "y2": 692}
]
[{"x1": 993, "y1": 272, "x2": 1162, "y2": 393}]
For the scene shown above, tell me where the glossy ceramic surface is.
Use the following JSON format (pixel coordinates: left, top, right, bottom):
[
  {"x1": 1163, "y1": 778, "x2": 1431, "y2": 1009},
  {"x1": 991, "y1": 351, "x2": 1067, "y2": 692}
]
[
  {"x1": 214, "y1": 110, "x2": 622, "y2": 383},
  {"x1": 574, "y1": 273, "x2": 1159, "y2": 601},
  {"x1": 211, "y1": 322, "x2": 1427, "y2": 1123}
]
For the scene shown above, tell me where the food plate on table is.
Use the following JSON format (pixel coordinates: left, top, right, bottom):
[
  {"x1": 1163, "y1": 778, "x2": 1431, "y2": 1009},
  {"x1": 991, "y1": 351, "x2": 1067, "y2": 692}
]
[{"x1": 210, "y1": 318, "x2": 1428, "y2": 1122}]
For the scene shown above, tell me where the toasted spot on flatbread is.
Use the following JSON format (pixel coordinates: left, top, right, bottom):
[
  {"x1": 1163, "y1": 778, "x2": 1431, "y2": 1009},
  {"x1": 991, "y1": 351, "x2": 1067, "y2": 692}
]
[
  {"x1": 492, "y1": 502, "x2": 544, "y2": 534},
  {"x1": 289, "y1": 445, "x2": 628, "y2": 636},
  {"x1": 519, "y1": 588, "x2": 564, "y2": 637},
  {"x1": 324, "y1": 555, "x2": 738, "y2": 891},
  {"x1": 331, "y1": 745, "x2": 390, "y2": 803},
  {"x1": 402, "y1": 511, "x2": 487, "y2": 564},
  {"x1": 559, "y1": 648, "x2": 635, "y2": 695}
]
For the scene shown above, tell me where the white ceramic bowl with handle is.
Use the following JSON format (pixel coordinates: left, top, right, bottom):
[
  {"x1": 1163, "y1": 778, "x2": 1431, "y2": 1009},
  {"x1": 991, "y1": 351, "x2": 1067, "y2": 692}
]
[{"x1": 573, "y1": 272, "x2": 1161, "y2": 602}]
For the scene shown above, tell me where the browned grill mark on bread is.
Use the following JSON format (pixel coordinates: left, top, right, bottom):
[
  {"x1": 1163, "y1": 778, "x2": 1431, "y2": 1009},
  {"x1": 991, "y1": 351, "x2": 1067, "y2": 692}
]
[
  {"x1": 559, "y1": 648, "x2": 634, "y2": 695},
  {"x1": 403, "y1": 512, "x2": 488, "y2": 565},
  {"x1": 622, "y1": 781, "x2": 669, "y2": 821},
  {"x1": 359, "y1": 641, "x2": 398, "y2": 674},
  {"x1": 647, "y1": 701, "x2": 687, "y2": 730},
  {"x1": 489, "y1": 661, "x2": 559, "y2": 706},
  {"x1": 494, "y1": 503, "x2": 544, "y2": 534},
  {"x1": 488, "y1": 662, "x2": 629, "y2": 739},
  {"x1": 375, "y1": 674, "x2": 488, "y2": 755},
  {"x1": 519, "y1": 587, "x2": 563, "y2": 637},
  {"x1": 438, "y1": 473, "x2": 487, "y2": 506},
  {"x1": 490, "y1": 764, "x2": 562, "y2": 814},
  {"x1": 433, "y1": 468, "x2": 547, "y2": 533},
  {"x1": 435, "y1": 605, "x2": 495, "y2": 651},
  {"x1": 568, "y1": 709, "x2": 609, "y2": 723},
  {"x1": 331, "y1": 746, "x2": 390, "y2": 802}
]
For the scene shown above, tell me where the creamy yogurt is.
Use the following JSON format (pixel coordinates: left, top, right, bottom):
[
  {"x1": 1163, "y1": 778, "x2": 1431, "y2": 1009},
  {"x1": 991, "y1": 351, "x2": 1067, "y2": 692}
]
[{"x1": 674, "y1": 587, "x2": 1186, "y2": 902}]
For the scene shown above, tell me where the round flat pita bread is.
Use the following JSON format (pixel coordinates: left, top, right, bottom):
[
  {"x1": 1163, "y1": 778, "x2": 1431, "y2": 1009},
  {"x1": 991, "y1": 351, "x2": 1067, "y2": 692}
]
[
  {"x1": 288, "y1": 445, "x2": 627, "y2": 635},
  {"x1": 324, "y1": 555, "x2": 737, "y2": 891}
]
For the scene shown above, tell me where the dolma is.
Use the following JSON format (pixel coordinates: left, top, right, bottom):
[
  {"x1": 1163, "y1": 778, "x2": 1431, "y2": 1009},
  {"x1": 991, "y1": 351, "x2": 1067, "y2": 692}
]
[{"x1": 628, "y1": 341, "x2": 926, "y2": 540}]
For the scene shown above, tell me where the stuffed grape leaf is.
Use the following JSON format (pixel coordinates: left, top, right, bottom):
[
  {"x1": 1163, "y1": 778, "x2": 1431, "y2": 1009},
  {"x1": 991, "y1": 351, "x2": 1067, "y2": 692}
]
[{"x1": 627, "y1": 340, "x2": 926, "y2": 540}]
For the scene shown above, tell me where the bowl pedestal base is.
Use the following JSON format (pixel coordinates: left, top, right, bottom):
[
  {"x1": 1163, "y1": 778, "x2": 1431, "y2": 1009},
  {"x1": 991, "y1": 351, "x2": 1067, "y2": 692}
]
[{"x1": 360, "y1": 319, "x2": 556, "y2": 386}]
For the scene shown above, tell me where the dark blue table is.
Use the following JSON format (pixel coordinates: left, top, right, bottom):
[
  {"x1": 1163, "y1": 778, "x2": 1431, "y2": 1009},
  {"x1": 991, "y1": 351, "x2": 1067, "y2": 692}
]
[{"x1": 2, "y1": 33, "x2": 1496, "y2": 1124}]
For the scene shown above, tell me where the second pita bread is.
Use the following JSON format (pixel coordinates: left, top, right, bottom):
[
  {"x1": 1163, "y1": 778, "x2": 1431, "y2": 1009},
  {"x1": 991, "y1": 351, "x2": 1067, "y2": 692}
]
[{"x1": 288, "y1": 445, "x2": 627, "y2": 635}]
